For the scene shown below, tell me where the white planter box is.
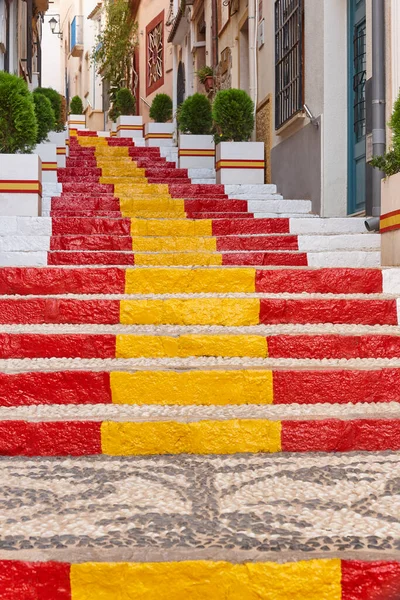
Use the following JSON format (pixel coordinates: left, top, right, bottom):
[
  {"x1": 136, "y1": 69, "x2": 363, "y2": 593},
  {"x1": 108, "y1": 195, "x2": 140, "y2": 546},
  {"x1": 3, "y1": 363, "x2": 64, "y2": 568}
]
[
  {"x1": 216, "y1": 141, "x2": 265, "y2": 185},
  {"x1": 145, "y1": 123, "x2": 175, "y2": 147},
  {"x1": 68, "y1": 114, "x2": 86, "y2": 134},
  {"x1": 380, "y1": 171, "x2": 400, "y2": 266},
  {"x1": 47, "y1": 131, "x2": 68, "y2": 166},
  {"x1": 35, "y1": 143, "x2": 58, "y2": 183},
  {"x1": 178, "y1": 135, "x2": 215, "y2": 169},
  {"x1": 110, "y1": 123, "x2": 117, "y2": 137},
  {"x1": 0, "y1": 154, "x2": 42, "y2": 216},
  {"x1": 116, "y1": 116, "x2": 144, "y2": 139}
]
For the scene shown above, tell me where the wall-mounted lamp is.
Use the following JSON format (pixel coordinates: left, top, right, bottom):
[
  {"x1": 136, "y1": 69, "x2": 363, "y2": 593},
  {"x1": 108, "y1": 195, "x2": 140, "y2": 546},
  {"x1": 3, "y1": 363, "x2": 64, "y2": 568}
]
[{"x1": 49, "y1": 16, "x2": 63, "y2": 39}]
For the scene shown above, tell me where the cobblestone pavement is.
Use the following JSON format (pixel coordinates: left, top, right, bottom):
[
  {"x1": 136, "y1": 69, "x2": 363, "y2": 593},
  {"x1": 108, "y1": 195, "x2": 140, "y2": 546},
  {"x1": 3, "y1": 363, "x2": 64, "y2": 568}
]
[{"x1": 0, "y1": 452, "x2": 399, "y2": 561}]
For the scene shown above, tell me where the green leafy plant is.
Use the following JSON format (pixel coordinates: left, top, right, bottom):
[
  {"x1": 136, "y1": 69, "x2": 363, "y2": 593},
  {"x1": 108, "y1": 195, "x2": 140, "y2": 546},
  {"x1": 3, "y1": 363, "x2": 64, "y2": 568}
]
[
  {"x1": 212, "y1": 88, "x2": 255, "y2": 143},
  {"x1": 33, "y1": 87, "x2": 64, "y2": 132},
  {"x1": 196, "y1": 66, "x2": 213, "y2": 84},
  {"x1": 33, "y1": 93, "x2": 55, "y2": 144},
  {"x1": 370, "y1": 92, "x2": 400, "y2": 176},
  {"x1": 115, "y1": 87, "x2": 135, "y2": 116},
  {"x1": 92, "y1": 0, "x2": 138, "y2": 98},
  {"x1": 149, "y1": 94, "x2": 172, "y2": 123},
  {"x1": 70, "y1": 95, "x2": 83, "y2": 115},
  {"x1": 178, "y1": 93, "x2": 212, "y2": 135},
  {"x1": 0, "y1": 71, "x2": 37, "y2": 154}
]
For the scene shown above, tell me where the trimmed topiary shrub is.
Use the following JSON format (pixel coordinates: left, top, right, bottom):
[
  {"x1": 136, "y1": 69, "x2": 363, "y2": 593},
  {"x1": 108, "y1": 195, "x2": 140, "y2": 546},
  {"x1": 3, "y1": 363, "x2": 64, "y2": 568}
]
[
  {"x1": 212, "y1": 88, "x2": 254, "y2": 143},
  {"x1": 33, "y1": 87, "x2": 64, "y2": 132},
  {"x1": 0, "y1": 71, "x2": 38, "y2": 154},
  {"x1": 70, "y1": 95, "x2": 83, "y2": 115},
  {"x1": 33, "y1": 93, "x2": 56, "y2": 144},
  {"x1": 178, "y1": 93, "x2": 212, "y2": 135},
  {"x1": 115, "y1": 87, "x2": 135, "y2": 116},
  {"x1": 149, "y1": 93, "x2": 172, "y2": 123}
]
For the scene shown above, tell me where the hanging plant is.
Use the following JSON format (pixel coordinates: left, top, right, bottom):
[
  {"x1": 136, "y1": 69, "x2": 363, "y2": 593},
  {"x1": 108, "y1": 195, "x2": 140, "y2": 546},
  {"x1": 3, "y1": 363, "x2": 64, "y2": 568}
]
[{"x1": 91, "y1": 0, "x2": 139, "y2": 96}]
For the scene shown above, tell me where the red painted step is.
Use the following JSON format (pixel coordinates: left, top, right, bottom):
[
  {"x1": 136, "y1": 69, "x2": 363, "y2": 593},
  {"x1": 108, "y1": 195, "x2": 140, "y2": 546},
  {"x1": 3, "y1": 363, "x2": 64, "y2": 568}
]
[
  {"x1": 222, "y1": 252, "x2": 308, "y2": 266},
  {"x1": 256, "y1": 268, "x2": 383, "y2": 294},
  {"x1": 0, "y1": 299, "x2": 120, "y2": 324},
  {"x1": 48, "y1": 251, "x2": 135, "y2": 265},
  {"x1": 50, "y1": 235, "x2": 133, "y2": 251},
  {"x1": 217, "y1": 235, "x2": 299, "y2": 251},
  {"x1": 212, "y1": 218, "x2": 290, "y2": 235},
  {"x1": 0, "y1": 333, "x2": 116, "y2": 359},
  {"x1": 52, "y1": 217, "x2": 131, "y2": 235},
  {"x1": 0, "y1": 560, "x2": 71, "y2": 600}
]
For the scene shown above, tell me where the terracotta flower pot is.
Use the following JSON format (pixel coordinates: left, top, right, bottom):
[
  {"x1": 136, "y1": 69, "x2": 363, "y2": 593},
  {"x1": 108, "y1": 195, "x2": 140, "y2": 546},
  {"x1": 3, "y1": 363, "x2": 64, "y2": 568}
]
[{"x1": 204, "y1": 76, "x2": 214, "y2": 93}]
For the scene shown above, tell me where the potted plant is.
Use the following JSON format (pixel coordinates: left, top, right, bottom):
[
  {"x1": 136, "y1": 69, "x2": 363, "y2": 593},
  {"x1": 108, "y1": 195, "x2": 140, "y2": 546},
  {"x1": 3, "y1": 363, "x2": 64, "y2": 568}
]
[
  {"x1": 197, "y1": 66, "x2": 214, "y2": 93},
  {"x1": 0, "y1": 72, "x2": 41, "y2": 216},
  {"x1": 33, "y1": 93, "x2": 58, "y2": 182},
  {"x1": 212, "y1": 88, "x2": 264, "y2": 185},
  {"x1": 145, "y1": 93, "x2": 174, "y2": 147},
  {"x1": 371, "y1": 92, "x2": 400, "y2": 265},
  {"x1": 114, "y1": 87, "x2": 143, "y2": 140},
  {"x1": 178, "y1": 93, "x2": 215, "y2": 169}
]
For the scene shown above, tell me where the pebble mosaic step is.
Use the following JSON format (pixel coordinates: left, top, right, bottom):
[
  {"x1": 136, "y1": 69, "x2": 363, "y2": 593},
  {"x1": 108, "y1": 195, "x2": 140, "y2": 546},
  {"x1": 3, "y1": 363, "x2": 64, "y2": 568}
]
[{"x1": 1, "y1": 131, "x2": 399, "y2": 594}]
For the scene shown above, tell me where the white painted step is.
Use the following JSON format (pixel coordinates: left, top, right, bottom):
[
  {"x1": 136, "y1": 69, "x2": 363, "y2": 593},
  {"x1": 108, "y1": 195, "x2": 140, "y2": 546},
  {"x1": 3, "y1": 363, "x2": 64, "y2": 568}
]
[
  {"x1": 225, "y1": 184, "x2": 278, "y2": 195},
  {"x1": 298, "y1": 234, "x2": 381, "y2": 252},
  {"x1": 0, "y1": 217, "x2": 51, "y2": 236},
  {"x1": 307, "y1": 251, "x2": 381, "y2": 268},
  {"x1": 188, "y1": 168, "x2": 216, "y2": 179},
  {"x1": 248, "y1": 199, "x2": 312, "y2": 214},
  {"x1": 290, "y1": 217, "x2": 370, "y2": 234},
  {"x1": 0, "y1": 252, "x2": 47, "y2": 266}
]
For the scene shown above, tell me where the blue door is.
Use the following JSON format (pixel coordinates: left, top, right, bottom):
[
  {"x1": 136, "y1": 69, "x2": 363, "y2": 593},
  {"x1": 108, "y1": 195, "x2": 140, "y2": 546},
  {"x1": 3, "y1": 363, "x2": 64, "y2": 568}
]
[{"x1": 348, "y1": 0, "x2": 366, "y2": 214}]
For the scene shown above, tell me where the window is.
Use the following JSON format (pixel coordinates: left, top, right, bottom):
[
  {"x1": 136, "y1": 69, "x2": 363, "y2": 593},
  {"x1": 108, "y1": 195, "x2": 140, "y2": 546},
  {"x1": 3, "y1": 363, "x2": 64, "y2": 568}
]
[
  {"x1": 146, "y1": 11, "x2": 164, "y2": 96},
  {"x1": 275, "y1": 0, "x2": 303, "y2": 129},
  {"x1": 353, "y1": 20, "x2": 366, "y2": 141}
]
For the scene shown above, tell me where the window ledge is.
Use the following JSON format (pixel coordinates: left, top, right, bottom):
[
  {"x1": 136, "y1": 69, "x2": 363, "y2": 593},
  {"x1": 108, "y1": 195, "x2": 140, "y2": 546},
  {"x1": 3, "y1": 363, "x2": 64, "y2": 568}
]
[{"x1": 275, "y1": 112, "x2": 306, "y2": 136}]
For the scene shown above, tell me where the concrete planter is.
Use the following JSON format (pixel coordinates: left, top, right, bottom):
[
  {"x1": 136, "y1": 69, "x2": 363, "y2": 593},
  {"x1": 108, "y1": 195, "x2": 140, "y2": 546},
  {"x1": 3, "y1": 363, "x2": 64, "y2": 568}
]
[
  {"x1": 35, "y1": 143, "x2": 58, "y2": 182},
  {"x1": 178, "y1": 135, "x2": 215, "y2": 169},
  {"x1": 380, "y1": 171, "x2": 400, "y2": 266},
  {"x1": 216, "y1": 141, "x2": 265, "y2": 185},
  {"x1": 116, "y1": 116, "x2": 144, "y2": 139},
  {"x1": 68, "y1": 114, "x2": 86, "y2": 134},
  {"x1": 145, "y1": 123, "x2": 175, "y2": 147},
  {"x1": 0, "y1": 154, "x2": 42, "y2": 216},
  {"x1": 47, "y1": 131, "x2": 68, "y2": 167}
]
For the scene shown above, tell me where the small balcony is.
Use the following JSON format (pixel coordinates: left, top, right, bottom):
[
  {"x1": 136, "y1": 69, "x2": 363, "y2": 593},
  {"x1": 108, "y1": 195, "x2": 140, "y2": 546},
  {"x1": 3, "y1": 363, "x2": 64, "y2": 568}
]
[{"x1": 70, "y1": 15, "x2": 84, "y2": 57}]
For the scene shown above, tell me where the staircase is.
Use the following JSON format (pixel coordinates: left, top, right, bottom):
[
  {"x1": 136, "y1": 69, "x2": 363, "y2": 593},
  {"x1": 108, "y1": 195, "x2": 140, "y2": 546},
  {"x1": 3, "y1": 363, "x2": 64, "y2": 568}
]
[{"x1": 1, "y1": 132, "x2": 400, "y2": 598}]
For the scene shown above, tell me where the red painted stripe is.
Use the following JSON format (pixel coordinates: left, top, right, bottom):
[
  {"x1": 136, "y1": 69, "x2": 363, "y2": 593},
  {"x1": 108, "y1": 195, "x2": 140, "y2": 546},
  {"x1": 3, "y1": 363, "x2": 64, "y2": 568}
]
[
  {"x1": 48, "y1": 251, "x2": 135, "y2": 266},
  {"x1": 0, "y1": 267, "x2": 125, "y2": 294},
  {"x1": 222, "y1": 252, "x2": 308, "y2": 266},
  {"x1": 0, "y1": 371, "x2": 112, "y2": 406},
  {"x1": 212, "y1": 218, "x2": 290, "y2": 235},
  {"x1": 187, "y1": 212, "x2": 254, "y2": 219},
  {"x1": 341, "y1": 561, "x2": 400, "y2": 600},
  {"x1": 0, "y1": 421, "x2": 101, "y2": 455},
  {"x1": 61, "y1": 183, "x2": 114, "y2": 194},
  {"x1": 184, "y1": 200, "x2": 248, "y2": 212},
  {"x1": 0, "y1": 561, "x2": 71, "y2": 600},
  {"x1": 52, "y1": 218, "x2": 131, "y2": 235},
  {"x1": 50, "y1": 235, "x2": 133, "y2": 251},
  {"x1": 216, "y1": 235, "x2": 298, "y2": 251},
  {"x1": 51, "y1": 211, "x2": 124, "y2": 218},
  {"x1": 256, "y1": 268, "x2": 383, "y2": 294},
  {"x1": 380, "y1": 222, "x2": 400, "y2": 234},
  {"x1": 52, "y1": 198, "x2": 120, "y2": 211},
  {"x1": 0, "y1": 334, "x2": 116, "y2": 359},
  {"x1": 281, "y1": 419, "x2": 400, "y2": 452},
  {"x1": 259, "y1": 298, "x2": 398, "y2": 325},
  {"x1": 273, "y1": 369, "x2": 400, "y2": 405},
  {"x1": 380, "y1": 207, "x2": 400, "y2": 219},
  {"x1": 0, "y1": 299, "x2": 120, "y2": 324},
  {"x1": 267, "y1": 334, "x2": 400, "y2": 359}
]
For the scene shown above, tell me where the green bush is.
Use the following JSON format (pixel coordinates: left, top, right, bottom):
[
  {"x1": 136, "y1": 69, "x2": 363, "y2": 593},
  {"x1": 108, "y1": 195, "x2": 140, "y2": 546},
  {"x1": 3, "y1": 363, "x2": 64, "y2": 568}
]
[
  {"x1": 370, "y1": 91, "x2": 400, "y2": 176},
  {"x1": 0, "y1": 71, "x2": 37, "y2": 154},
  {"x1": 115, "y1": 87, "x2": 135, "y2": 115},
  {"x1": 33, "y1": 87, "x2": 64, "y2": 132},
  {"x1": 70, "y1": 95, "x2": 83, "y2": 115},
  {"x1": 212, "y1": 88, "x2": 254, "y2": 143},
  {"x1": 178, "y1": 93, "x2": 212, "y2": 135},
  {"x1": 33, "y1": 93, "x2": 55, "y2": 144},
  {"x1": 149, "y1": 93, "x2": 172, "y2": 123}
]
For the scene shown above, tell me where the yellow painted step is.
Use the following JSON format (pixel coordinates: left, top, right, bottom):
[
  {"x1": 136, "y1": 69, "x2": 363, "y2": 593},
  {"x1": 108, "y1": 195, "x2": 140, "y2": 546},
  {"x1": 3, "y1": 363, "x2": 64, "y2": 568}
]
[
  {"x1": 130, "y1": 218, "x2": 212, "y2": 237},
  {"x1": 100, "y1": 166, "x2": 146, "y2": 176},
  {"x1": 71, "y1": 560, "x2": 341, "y2": 600},
  {"x1": 134, "y1": 253, "x2": 222, "y2": 266},
  {"x1": 101, "y1": 419, "x2": 281, "y2": 455},
  {"x1": 95, "y1": 147, "x2": 130, "y2": 156},
  {"x1": 115, "y1": 183, "x2": 170, "y2": 196},
  {"x1": 100, "y1": 176, "x2": 148, "y2": 185},
  {"x1": 116, "y1": 334, "x2": 268, "y2": 358},
  {"x1": 120, "y1": 198, "x2": 185, "y2": 218},
  {"x1": 110, "y1": 370, "x2": 273, "y2": 406},
  {"x1": 125, "y1": 267, "x2": 255, "y2": 293},
  {"x1": 120, "y1": 298, "x2": 260, "y2": 325},
  {"x1": 131, "y1": 236, "x2": 216, "y2": 252}
]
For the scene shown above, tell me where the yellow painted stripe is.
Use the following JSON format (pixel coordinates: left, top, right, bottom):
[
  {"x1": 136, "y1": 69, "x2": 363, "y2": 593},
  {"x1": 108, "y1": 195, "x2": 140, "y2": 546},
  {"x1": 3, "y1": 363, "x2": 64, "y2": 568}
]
[
  {"x1": 115, "y1": 183, "x2": 170, "y2": 195},
  {"x1": 117, "y1": 125, "x2": 143, "y2": 131},
  {"x1": 130, "y1": 218, "x2": 213, "y2": 237},
  {"x1": 120, "y1": 298, "x2": 260, "y2": 325},
  {"x1": 100, "y1": 167, "x2": 146, "y2": 176},
  {"x1": 134, "y1": 252, "x2": 223, "y2": 266},
  {"x1": 101, "y1": 419, "x2": 282, "y2": 455},
  {"x1": 68, "y1": 120, "x2": 85, "y2": 124},
  {"x1": 145, "y1": 133, "x2": 173, "y2": 139},
  {"x1": 120, "y1": 199, "x2": 185, "y2": 218},
  {"x1": 131, "y1": 236, "x2": 217, "y2": 252},
  {"x1": 179, "y1": 149, "x2": 215, "y2": 156},
  {"x1": 71, "y1": 560, "x2": 341, "y2": 600},
  {"x1": 110, "y1": 370, "x2": 273, "y2": 405},
  {"x1": 380, "y1": 213, "x2": 400, "y2": 231},
  {"x1": 42, "y1": 162, "x2": 58, "y2": 170},
  {"x1": 125, "y1": 267, "x2": 256, "y2": 293},
  {"x1": 95, "y1": 147, "x2": 130, "y2": 156},
  {"x1": 56, "y1": 147, "x2": 67, "y2": 155},
  {"x1": 100, "y1": 176, "x2": 148, "y2": 185},
  {"x1": 216, "y1": 160, "x2": 265, "y2": 169},
  {"x1": 0, "y1": 182, "x2": 41, "y2": 191},
  {"x1": 116, "y1": 334, "x2": 268, "y2": 358}
]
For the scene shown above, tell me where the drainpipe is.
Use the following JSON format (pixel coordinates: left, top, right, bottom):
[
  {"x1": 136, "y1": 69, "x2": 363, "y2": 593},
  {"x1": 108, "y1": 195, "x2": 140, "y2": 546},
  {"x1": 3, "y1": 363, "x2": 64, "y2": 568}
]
[
  {"x1": 211, "y1": 0, "x2": 218, "y2": 68},
  {"x1": 248, "y1": 0, "x2": 256, "y2": 139},
  {"x1": 371, "y1": 0, "x2": 386, "y2": 218}
]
